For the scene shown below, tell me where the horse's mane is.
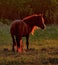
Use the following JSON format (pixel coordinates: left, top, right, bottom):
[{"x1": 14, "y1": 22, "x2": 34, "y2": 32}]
[{"x1": 23, "y1": 14, "x2": 42, "y2": 20}]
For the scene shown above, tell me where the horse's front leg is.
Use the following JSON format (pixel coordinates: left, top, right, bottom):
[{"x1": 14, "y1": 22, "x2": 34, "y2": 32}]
[
  {"x1": 26, "y1": 35, "x2": 29, "y2": 50},
  {"x1": 18, "y1": 39, "x2": 23, "y2": 53}
]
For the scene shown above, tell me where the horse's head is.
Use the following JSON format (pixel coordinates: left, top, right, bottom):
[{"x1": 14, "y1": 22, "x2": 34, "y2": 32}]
[{"x1": 36, "y1": 14, "x2": 46, "y2": 29}]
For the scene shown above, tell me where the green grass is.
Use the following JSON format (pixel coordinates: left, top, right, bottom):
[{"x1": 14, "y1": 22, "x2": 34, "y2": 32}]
[{"x1": 0, "y1": 23, "x2": 58, "y2": 65}]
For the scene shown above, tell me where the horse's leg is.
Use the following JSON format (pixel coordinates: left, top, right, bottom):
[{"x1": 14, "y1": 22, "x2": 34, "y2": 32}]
[
  {"x1": 12, "y1": 35, "x2": 16, "y2": 52},
  {"x1": 16, "y1": 36, "x2": 23, "y2": 53},
  {"x1": 26, "y1": 35, "x2": 29, "y2": 50},
  {"x1": 19, "y1": 39, "x2": 23, "y2": 52}
]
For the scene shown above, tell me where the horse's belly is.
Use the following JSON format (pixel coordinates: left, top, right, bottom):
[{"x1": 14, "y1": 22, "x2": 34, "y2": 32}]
[{"x1": 20, "y1": 24, "x2": 28, "y2": 36}]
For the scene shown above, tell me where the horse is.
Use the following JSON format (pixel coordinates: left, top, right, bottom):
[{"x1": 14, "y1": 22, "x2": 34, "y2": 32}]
[{"x1": 10, "y1": 14, "x2": 46, "y2": 53}]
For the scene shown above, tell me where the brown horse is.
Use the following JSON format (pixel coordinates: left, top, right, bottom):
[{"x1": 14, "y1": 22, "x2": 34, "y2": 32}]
[{"x1": 10, "y1": 14, "x2": 46, "y2": 53}]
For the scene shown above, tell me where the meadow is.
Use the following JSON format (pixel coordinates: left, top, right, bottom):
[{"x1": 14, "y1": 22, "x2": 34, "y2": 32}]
[{"x1": 0, "y1": 22, "x2": 58, "y2": 65}]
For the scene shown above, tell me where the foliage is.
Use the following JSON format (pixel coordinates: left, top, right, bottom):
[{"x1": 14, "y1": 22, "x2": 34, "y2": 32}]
[{"x1": 0, "y1": 0, "x2": 58, "y2": 24}]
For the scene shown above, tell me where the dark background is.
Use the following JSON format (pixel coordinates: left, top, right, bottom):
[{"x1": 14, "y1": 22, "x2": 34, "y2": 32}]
[{"x1": 0, "y1": 0, "x2": 58, "y2": 24}]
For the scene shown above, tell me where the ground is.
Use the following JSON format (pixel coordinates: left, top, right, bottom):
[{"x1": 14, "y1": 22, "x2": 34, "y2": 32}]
[{"x1": 0, "y1": 23, "x2": 58, "y2": 65}]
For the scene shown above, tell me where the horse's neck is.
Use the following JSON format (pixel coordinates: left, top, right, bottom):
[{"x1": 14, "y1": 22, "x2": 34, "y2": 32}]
[
  {"x1": 23, "y1": 16, "x2": 36, "y2": 32},
  {"x1": 23, "y1": 16, "x2": 36, "y2": 26}
]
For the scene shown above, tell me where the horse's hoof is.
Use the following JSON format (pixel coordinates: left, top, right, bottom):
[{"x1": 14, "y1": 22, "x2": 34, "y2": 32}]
[
  {"x1": 12, "y1": 49, "x2": 15, "y2": 52},
  {"x1": 25, "y1": 49, "x2": 29, "y2": 52},
  {"x1": 18, "y1": 48, "x2": 23, "y2": 53}
]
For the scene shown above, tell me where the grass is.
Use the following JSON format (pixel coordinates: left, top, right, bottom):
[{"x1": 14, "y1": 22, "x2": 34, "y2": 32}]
[{"x1": 0, "y1": 23, "x2": 58, "y2": 65}]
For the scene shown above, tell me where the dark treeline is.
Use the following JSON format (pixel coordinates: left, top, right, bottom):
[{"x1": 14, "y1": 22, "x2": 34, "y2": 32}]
[{"x1": 0, "y1": 0, "x2": 58, "y2": 24}]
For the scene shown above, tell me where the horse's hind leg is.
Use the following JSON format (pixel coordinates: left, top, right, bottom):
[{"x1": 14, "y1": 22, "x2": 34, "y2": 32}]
[
  {"x1": 16, "y1": 36, "x2": 23, "y2": 53},
  {"x1": 11, "y1": 35, "x2": 16, "y2": 52}
]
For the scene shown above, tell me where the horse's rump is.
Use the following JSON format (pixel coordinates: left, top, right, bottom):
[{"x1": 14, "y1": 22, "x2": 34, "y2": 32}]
[{"x1": 10, "y1": 20, "x2": 28, "y2": 37}]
